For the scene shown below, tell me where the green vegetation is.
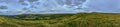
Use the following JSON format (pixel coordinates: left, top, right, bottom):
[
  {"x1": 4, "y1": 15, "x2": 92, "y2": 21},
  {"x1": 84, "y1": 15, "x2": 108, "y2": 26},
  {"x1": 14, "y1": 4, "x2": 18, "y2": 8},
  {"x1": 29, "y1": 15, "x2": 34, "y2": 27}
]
[{"x1": 0, "y1": 13, "x2": 120, "y2": 27}]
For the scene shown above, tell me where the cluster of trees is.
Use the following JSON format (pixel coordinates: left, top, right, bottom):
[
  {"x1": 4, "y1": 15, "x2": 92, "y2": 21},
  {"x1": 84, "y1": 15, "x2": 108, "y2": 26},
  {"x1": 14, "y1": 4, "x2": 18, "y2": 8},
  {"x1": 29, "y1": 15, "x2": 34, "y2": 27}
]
[{"x1": 2, "y1": 14, "x2": 74, "y2": 20}]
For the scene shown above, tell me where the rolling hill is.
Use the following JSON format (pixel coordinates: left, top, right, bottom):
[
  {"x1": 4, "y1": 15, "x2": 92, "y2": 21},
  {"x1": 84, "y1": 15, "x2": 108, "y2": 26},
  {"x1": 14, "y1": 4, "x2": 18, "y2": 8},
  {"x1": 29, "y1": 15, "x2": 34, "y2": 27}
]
[{"x1": 0, "y1": 13, "x2": 120, "y2": 27}]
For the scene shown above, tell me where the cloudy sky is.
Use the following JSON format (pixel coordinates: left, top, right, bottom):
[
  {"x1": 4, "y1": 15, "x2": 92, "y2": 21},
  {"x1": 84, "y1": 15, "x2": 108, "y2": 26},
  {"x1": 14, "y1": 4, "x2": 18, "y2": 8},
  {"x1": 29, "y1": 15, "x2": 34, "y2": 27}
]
[{"x1": 0, "y1": 0, "x2": 120, "y2": 15}]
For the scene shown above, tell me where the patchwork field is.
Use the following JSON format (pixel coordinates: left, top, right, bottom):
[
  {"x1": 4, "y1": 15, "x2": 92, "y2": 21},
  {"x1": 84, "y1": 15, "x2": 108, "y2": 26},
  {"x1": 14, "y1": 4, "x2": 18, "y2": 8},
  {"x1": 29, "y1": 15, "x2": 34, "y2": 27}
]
[{"x1": 0, "y1": 13, "x2": 120, "y2": 27}]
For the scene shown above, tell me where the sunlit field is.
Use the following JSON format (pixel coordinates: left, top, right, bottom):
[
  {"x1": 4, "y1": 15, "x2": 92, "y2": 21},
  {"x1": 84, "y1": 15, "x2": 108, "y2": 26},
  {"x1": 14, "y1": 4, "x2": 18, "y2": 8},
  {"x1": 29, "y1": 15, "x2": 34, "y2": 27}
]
[{"x1": 0, "y1": 12, "x2": 120, "y2": 27}]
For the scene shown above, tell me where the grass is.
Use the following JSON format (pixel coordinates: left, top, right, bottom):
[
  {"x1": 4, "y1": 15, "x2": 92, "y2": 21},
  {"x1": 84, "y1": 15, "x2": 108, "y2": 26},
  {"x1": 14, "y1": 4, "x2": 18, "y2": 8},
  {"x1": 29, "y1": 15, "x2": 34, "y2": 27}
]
[{"x1": 0, "y1": 13, "x2": 120, "y2": 27}]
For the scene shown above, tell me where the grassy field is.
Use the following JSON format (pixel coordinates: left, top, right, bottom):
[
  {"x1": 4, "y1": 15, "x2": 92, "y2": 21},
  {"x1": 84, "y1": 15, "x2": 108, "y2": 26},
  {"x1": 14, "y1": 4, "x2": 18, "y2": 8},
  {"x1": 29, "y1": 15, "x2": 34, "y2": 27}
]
[{"x1": 0, "y1": 13, "x2": 120, "y2": 27}]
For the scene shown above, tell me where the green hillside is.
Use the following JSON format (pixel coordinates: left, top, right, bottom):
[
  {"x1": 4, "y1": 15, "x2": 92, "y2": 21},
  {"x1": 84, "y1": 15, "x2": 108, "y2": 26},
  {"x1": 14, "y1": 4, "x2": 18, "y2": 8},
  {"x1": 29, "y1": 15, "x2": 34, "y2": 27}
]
[{"x1": 0, "y1": 13, "x2": 120, "y2": 27}]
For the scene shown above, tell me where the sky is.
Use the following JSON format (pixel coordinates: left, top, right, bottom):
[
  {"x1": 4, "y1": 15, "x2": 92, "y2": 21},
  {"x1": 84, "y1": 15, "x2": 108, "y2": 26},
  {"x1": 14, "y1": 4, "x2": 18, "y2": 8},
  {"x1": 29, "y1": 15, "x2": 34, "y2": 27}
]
[{"x1": 0, "y1": 0, "x2": 120, "y2": 15}]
